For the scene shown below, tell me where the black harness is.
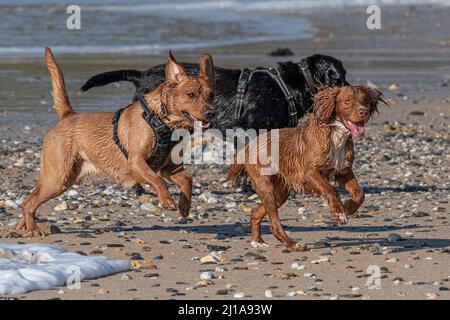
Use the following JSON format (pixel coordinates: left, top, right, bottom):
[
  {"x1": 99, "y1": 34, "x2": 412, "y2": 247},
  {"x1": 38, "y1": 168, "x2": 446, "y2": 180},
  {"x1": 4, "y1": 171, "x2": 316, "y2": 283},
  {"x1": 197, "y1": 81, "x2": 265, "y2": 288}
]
[
  {"x1": 234, "y1": 59, "x2": 317, "y2": 127},
  {"x1": 112, "y1": 97, "x2": 177, "y2": 171}
]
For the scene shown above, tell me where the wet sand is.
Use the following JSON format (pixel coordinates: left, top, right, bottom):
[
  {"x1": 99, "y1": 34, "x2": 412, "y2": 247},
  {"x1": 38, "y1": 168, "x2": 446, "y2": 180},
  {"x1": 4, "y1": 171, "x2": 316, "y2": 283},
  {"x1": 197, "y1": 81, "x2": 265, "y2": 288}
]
[{"x1": 0, "y1": 5, "x2": 449, "y2": 300}]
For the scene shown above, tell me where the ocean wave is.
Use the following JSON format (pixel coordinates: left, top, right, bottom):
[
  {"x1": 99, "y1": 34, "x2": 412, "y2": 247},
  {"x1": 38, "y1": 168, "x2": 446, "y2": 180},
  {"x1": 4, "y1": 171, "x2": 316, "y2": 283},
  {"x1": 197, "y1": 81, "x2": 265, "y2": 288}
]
[
  {"x1": 1, "y1": 0, "x2": 447, "y2": 12},
  {"x1": 0, "y1": 32, "x2": 311, "y2": 57},
  {"x1": 83, "y1": 0, "x2": 449, "y2": 13}
]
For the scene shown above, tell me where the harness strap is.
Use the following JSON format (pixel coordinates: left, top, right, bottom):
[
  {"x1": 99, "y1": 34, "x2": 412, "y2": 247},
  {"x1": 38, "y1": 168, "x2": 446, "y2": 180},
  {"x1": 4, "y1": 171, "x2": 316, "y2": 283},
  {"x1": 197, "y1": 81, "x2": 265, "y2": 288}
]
[
  {"x1": 235, "y1": 68, "x2": 250, "y2": 120},
  {"x1": 298, "y1": 59, "x2": 318, "y2": 95},
  {"x1": 112, "y1": 107, "x2": 129, "y2": 159},
  {"x1": 235, "y1": 67, "x2": 298, "y2": 127},
  {"x1": 112, "y1": 98, "x2": 176, "y2": 171}
]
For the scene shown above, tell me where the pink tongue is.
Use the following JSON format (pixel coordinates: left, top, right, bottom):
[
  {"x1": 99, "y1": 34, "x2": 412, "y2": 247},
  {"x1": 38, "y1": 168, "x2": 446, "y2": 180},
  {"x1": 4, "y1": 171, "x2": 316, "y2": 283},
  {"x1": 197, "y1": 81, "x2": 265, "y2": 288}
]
[{"x1": 346, "y1": 121, "x2": 365, "y2": 136}]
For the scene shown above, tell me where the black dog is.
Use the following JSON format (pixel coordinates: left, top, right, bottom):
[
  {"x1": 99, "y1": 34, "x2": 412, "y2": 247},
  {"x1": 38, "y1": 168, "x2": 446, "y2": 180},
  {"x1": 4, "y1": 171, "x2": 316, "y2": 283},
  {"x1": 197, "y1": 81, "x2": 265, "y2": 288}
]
[{"x1": 81, "y1": 54, "x2": 348, "y2": 134}]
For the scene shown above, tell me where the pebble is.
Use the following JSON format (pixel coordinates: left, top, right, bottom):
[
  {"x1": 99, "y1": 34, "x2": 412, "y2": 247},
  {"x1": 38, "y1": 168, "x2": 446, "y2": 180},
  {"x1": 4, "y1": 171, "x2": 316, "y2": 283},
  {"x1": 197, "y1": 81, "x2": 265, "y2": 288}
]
[
  {"x1": 387, "y1": 233, "x2": 402, "y2": 242},
  {"x1": 140, "y1": 203, "x2": 155, "y2": 211},
  {"x1": 67, "y1": 190, "x2": 79, "y2": 197},
  {"x1": 216, "y1": 289, "x2": 228, "y2": 295},
  {"x1": 121, "y1": 274, "x2": 132, "y2": 280},
  {"x1": 197, "y1": 212, "x2": 209, "y2": 220},
  {"x1": 200, "y1": 252, "x2": 229, "y2": 264},
  {"x1": 200, "y1": 271, "x2": 214, "y2": 280},
  {"x1": 291, "y1": 262, "x2": 306, "y2": 270},
  {"x1": 98, "y1": 288, "x2": 109, "y2": 295},
  {"x1": 233, "y1": 292, "x2": 246, "y2": 298},
  {"x1": 54, "y1": 201, "x2": 68, "y2": 211},
  {"x1": 311, "y1": 256, "x2": 330, "y2": 264},
  {"x1": 426, "y1": 292, "x2": 439, "y2": 299},
  {"x1": 264, "y1": 290, "x2": 273, "y2": 298},
  {"x1": 4, "y1": 200, "x2": 18, "y2": 209}
]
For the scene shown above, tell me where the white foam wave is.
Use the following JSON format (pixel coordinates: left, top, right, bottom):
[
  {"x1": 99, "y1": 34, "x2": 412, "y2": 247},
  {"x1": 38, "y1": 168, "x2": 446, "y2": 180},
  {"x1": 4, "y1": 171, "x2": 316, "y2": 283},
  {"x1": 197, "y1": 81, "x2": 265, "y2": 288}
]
[{"x1": 85, "y1": 0, "x2": 449, "y2": 13}]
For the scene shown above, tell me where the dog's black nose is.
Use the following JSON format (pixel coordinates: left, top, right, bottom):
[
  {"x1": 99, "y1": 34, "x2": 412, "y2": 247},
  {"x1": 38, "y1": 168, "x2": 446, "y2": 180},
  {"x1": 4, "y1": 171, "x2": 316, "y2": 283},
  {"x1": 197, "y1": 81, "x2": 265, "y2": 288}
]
[{"x1": 358, "y1": 106, "x2": 369, "y2": 117}]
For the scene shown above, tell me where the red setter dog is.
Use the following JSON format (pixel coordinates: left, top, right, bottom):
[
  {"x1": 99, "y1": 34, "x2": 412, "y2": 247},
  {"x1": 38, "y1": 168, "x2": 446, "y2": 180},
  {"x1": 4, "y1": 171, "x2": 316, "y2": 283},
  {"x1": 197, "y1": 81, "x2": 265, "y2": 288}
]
[{"x1": 228, "y1": 86, "x2": 384, "y2": 252}]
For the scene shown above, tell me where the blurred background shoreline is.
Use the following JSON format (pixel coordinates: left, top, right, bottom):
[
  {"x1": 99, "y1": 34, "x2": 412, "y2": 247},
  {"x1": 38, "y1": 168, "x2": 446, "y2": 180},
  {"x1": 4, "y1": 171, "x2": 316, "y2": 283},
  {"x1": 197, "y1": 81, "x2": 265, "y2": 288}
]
[{"x1": 0, "y1": 1, "x2": 449, "y2": 124}]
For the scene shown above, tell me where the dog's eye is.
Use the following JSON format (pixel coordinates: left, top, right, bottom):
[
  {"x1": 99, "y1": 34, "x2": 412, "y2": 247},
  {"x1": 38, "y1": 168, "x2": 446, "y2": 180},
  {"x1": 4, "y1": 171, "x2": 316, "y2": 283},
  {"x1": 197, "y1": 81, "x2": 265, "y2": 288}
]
[
  {"x1": 208, "y1": 92, "x2": 214, "y2": 100},
  {"x1": 186, "y1": 92, "x2": 196, "y2": 99}
]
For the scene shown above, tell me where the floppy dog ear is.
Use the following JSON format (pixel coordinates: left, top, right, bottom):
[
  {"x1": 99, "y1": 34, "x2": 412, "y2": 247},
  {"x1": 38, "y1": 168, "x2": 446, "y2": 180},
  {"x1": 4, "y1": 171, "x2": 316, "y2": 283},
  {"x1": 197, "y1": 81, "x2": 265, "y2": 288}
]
[
  {"x1": 199, "y1": 53, "x2": 215, "y2": 90},
  {"x1": 365, "y1": 87, "x2": 384, "y2": 115},
  {"x1": 313, "y1": 87, "x2": 340, "y2": 123},
  {"x1": 165, "y1": 51, "x2": 187, "y2": 84}
]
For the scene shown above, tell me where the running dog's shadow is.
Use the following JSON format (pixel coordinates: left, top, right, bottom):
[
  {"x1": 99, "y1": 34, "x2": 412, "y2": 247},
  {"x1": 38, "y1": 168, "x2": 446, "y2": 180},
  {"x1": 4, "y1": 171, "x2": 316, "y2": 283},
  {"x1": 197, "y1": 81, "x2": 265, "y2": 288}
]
[{"x1": 103, "y1": 222, "x2": 450, "y2": 252}]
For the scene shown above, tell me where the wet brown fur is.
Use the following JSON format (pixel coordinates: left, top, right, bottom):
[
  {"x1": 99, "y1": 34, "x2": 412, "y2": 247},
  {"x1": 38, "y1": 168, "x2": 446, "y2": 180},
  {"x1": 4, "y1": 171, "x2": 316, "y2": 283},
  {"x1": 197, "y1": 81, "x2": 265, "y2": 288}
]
[
  {"x1": 17, "y1": 48, "x2": 215, "y2": 236},
  {"x1": 228, "y1": 86, "x2": 382, "y2": 252}
]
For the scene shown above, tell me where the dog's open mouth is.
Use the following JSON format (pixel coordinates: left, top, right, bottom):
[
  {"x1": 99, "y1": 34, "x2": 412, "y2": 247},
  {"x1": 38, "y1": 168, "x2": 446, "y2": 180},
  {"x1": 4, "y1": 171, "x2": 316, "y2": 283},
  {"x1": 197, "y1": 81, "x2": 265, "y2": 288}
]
[
  {"x1": 182, "y1": 111, "x2": 210, "y2": 129},
  {"x1": 344, "y1": 120, "x2": 365, "y2": 137}
]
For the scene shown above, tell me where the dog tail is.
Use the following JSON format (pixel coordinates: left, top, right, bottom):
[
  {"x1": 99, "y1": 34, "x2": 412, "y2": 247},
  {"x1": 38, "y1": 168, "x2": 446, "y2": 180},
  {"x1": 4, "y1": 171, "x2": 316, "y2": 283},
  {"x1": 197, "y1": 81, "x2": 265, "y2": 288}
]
[
  {"x1": 227, "y1": 163, "x2": 247, "y2": 186},
  {"x1": 81, "y1": 69, "x2": 143, "y2": 92},
  {"x1": 45, "y1": 47, "x2": 74, "y2": 120}
]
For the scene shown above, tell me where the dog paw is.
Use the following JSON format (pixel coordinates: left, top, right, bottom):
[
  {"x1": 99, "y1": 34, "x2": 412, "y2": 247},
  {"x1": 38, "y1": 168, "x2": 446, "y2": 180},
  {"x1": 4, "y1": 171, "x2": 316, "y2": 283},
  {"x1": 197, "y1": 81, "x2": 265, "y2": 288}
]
[
  {"x1": 177, "y1": 203, "x2": 191, "y2": 218},
  {"x1": 158, "y1": 199, "x2": 177, "y2": 211},
  {"x1": 25, "y1": 229, "x2": 45, "y2": 237},
  {"x1": 286, "y1": 243, "x2": 308, "y2": 252},
  {"x1": 251, "y1": 241, "x2": 269, "y2": 248},
  {"x1": 336, "y1": 213, "x2": 348, "y2": 225}
]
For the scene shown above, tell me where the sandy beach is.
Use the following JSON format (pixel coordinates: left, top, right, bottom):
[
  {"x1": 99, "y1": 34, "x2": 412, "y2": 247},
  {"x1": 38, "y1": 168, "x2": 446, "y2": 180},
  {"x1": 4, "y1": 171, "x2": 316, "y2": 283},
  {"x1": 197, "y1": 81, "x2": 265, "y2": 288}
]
[{"x1": 0, "y1": 4, "x2": 449, "y2": 300}]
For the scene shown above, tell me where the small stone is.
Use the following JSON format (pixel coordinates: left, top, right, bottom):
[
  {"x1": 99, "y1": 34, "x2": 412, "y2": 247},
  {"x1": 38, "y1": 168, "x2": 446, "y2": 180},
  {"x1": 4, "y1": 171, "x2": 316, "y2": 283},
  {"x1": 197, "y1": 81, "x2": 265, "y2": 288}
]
[
  {"x1": 200, "y1": 252, "x2": 229, "y2": 264},
  {"x1": 303, "y1": 272, "x2": 316, "y2": 278},
  {"x1": 311, "y1": 256, "x2": 330, "y2": 264},
  {"x1": 216, "y1": 289, "x2": 228, "y2": 295},
  {"x1": 140, "y1": 203, "x2": 155, "y2": 211},
  {"x1": 198, "y1": 192, "x2": 219, "y2": 204},
  {"x1": 196, "y1": 280, "x2": 215, "y2": 287},
  {"x1": 287, "y1": 291, "x2": 297, "y2": 297},
  {"x1": 198, "y1": 212, "x2": 209, "y2": 220},
  {"x1": 67, "y1": 190, "x2": 79, "y2": 197},
  {"x1": 387, "y1": 233, "x2": 402, "y2": 242},
  {"x1": 426, "y1": 292, "x2": 439, "y2": 299},
  {"x1": 280, "y1": 272, "x2": 297, "y2": 280},
  {"x1": 200, "y1": 271, "x2": 214, "y2": 280},
  {"x1": 131, "y1": 260, "x2": 157, "y2": 270},
  {"x1": 4, "y1": 200, "x2": 18, "y2": 209},
  {"x1": 98, "y1": 288, "x2": 109, "y2": 295},
  {"x1": 265, "y1": 290, "x2": 273, "y2": 298},
  {"x1": 233, "y1": 292, "x2": 245, "y2": 298},
  {"x1": 54, "y1": 201, "x2": 68, "y2": 211},
  {"x1": 291, "y1": 262, "x2": 305, "y2": 270},
  {"x1": 121, "y1": 274, "x2": 132, "y2": 280}
]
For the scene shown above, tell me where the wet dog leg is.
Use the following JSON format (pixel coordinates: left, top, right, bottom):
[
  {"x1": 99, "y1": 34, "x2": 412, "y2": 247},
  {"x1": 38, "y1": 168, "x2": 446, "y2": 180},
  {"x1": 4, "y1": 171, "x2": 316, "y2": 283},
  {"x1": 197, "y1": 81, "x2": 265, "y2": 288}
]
[
  {"x1": 160, "y1": 165, "x2": 192, "y2": 218},
  {"x1": 250, "y1": 178, "x2": 290, "y2": 248},
  {"x1": 336, "y1": 171, "x2": 364, "y2": 215},
  {"x1": 304, "y1": 170, "x2": 348, "y2": 224},
  {"x1": 250, "y1": 175, "x2": 306, "y2": 251},
  {"x1": 129, "y1": 156, "x2": 177, "y2": 210}
]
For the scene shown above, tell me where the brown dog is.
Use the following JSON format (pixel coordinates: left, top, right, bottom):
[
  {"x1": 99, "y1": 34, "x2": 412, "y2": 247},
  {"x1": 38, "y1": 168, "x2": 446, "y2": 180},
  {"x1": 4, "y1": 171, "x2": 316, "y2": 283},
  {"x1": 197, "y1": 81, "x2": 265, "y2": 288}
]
[
  {"x1": 228, "y1": 86, "x2": 384, "y2": 252},
  {"x1": 17, "y1": 48, "x2": 215, "y2": 236}
]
